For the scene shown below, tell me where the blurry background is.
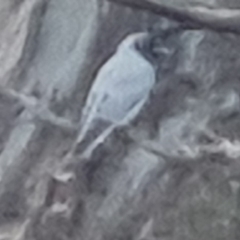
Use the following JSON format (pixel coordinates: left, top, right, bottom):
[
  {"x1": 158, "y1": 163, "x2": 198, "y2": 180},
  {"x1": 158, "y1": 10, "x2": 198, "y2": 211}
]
[{"x1": 0, "y1": 0, "x2": 240, "y2": 239}]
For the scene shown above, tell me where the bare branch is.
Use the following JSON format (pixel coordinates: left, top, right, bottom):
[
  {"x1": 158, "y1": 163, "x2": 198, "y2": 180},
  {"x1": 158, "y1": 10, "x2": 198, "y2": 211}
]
[
  {"x1": 107, "y1": 0, "x2": 240, "y2": 34},
  {"x1": 0, "y1": 87, "x2": 77, "y2": 131}
]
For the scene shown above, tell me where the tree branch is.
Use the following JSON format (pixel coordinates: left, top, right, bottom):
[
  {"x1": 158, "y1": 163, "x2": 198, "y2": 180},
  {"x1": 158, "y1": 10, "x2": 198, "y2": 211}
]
[
  {"x1": 0, "y1": 88, "x2": 77, "y2": 131},
  {"x1": 107, "y1": 0, "x2": 240, "y2": 34}
]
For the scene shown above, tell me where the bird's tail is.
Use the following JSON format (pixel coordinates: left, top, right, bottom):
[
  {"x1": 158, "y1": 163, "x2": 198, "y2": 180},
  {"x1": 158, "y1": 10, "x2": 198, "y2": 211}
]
[
  {"x1": 80, "y1": 124, "x2": 117, "y2": 159},
  {"x1": 76, "y1": 97, "x2": 149, "y2": 158},
  {"x1": 68, "y1": 97, "x2": 104, "y2": 158},
  {"x1": 75, "y1": 114, "x2": 94, "y2": 145},
  {"x1": 75, "y1": 100, "x2": 99, "y2": 146}
]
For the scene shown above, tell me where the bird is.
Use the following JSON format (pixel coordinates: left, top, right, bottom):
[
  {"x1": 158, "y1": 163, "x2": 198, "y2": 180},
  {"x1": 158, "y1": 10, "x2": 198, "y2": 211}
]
[{"x1": 68, "y1": 31, "x2": 175, "y2": 159}]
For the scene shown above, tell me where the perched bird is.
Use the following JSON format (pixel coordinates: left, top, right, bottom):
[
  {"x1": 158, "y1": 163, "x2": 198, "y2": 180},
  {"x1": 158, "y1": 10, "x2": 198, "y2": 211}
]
[{"x1": 72, "y1": 31, "x2": 175, "y2": 159}]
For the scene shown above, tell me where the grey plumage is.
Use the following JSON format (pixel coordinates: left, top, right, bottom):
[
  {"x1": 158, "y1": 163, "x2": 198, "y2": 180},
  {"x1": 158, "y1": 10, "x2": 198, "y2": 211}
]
[{"x1": 74, "y1": 32, "x2": 157, "y2": 158}]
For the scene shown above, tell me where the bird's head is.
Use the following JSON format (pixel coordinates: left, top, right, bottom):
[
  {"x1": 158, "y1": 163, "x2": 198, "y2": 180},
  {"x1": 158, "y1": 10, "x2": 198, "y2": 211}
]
[
  {"x1": 117, "y1": 29, "x2": 180, "y2": 67},
  {"x1": 117, "y1": 32, "x2": 150, "y2": 52},
  {"x1": 117, "y1": 32, "x2": 163, "y2": 65}
]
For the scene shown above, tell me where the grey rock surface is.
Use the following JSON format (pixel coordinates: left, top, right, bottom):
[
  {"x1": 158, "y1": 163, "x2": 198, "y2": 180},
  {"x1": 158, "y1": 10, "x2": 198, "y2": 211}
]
[{"x1": 0, "y1": 0, "x2": 240, "y2": 239}]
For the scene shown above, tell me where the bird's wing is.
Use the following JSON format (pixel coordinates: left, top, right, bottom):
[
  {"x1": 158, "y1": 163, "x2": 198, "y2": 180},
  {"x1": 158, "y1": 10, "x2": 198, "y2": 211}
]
[
  {"x1": 96, "y1": 53, "x2": 155, "y2": 122},
  {"x1": 76, "y1": 54, "x2": 120, "y2": 143},
  {"x1": 79, "y1": 54, "x2": 119, "y2": 126}
]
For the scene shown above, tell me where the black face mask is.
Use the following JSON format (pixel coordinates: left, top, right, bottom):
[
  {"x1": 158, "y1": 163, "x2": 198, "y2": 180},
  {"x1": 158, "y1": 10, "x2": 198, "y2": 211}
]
[{"x1": 134, "y1": 37, "x2": 158, "y2": 64}]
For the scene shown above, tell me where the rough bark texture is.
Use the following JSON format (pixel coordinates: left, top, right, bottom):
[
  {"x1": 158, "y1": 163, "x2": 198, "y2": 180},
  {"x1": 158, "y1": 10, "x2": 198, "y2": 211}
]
[{"x1": 1, "y1": 0, "x2": 240, "y2": 239}]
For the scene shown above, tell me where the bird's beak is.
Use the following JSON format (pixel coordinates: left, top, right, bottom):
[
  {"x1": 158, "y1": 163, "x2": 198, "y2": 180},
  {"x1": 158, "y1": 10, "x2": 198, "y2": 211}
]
[{"x1": 152, "y1": 47, "x2": 173, "y2": 56}]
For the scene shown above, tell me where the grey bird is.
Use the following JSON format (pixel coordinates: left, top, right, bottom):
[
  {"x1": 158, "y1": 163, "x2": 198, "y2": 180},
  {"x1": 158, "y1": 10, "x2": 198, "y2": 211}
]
[{"x1": 73, "y1": 31, "x2": 173, "y2": 159}]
